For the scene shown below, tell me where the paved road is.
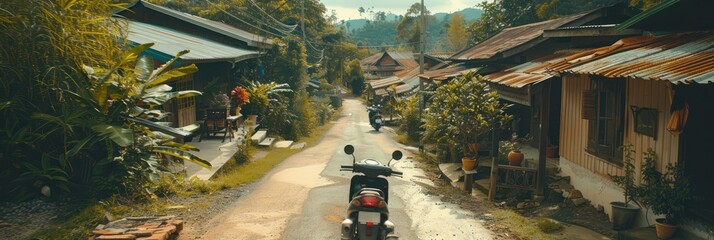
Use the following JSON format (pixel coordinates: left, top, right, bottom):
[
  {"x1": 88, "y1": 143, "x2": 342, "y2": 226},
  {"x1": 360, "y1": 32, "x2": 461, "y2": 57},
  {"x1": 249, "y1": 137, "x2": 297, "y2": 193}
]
[{"x1": 200, "y1": 98, "x2": 493, "y2": 240}]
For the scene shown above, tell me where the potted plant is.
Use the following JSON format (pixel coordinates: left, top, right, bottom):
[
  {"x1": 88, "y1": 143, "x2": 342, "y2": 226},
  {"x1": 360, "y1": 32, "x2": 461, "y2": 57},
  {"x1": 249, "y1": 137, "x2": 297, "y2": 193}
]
[
  {"x1": 230, "y1": 86, "x2": 250, "y2": 116},
  {"x1": 503, "y1": 133, "x2": 529, "y2": 166},
  {"x1": 422, "y1": 72, "x2": 512, "y2": 170},
  {"x1": 608, "y1": 144, "x2": 641, "y2": 230},
  {"x1": 637, "y1": 148, "x2": 692, "y2": 239}
]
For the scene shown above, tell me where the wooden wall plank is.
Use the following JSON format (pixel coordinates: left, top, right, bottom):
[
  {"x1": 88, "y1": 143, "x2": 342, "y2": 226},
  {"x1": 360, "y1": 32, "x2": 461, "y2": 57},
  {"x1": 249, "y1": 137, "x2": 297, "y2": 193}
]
[{"x1": 561, "y1": 76, "x2": 679, "y2": 179}]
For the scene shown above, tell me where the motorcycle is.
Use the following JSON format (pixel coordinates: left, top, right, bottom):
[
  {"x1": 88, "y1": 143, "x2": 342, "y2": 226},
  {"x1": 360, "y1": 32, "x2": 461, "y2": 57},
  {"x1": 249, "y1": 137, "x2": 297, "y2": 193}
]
[
  {"x1": 367, "y1": 106, "x2": 382, "y2": 131},
  {"x1": 340, "y1": 145, "x2": 402, "y2": 240}
]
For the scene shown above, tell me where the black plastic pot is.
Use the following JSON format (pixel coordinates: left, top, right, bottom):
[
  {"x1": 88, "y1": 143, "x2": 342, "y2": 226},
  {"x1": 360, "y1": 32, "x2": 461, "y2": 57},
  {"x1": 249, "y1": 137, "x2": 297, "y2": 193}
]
[{"x1": 611, "y1": 201, "x2": 640, "y2": 230}]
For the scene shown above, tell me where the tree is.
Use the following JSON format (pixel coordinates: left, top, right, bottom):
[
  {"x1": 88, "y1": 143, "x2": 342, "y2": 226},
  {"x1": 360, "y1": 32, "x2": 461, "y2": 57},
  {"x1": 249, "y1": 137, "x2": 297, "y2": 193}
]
[
  {"x1": 346, "y1": 59, "x2": 365, "y2": 96},
  {"x1": 445, "y1": 13, "x2": 467, "y2": 51},
  {"x1": 358, "y1": 6, "x2": 365, "y2": 16},
  {"x1": 395, "y1": 3, "x2": 435, "y2": 51},
  {"x1": 468, "y1": 0, "x2": 621, "y2": 44},
  {"x1": 422, "y1": 73, "x2": 512, "y2": 162}
]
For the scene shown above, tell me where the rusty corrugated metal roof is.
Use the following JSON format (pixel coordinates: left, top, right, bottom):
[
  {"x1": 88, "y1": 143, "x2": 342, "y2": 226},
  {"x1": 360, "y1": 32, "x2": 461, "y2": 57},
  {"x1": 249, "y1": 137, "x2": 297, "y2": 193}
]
[
  {"x1": 368, "y1": 67, "x2": 420, "y2": 90},
  {"x1": 386, "y1": 51, "x2": 419, "y2": 69},
  {"x1": 360, "y1": 52, "x2": 383, "y2": 67},
  {"x1": 450, "y1": 12, "x2": 590, "y2": 61},
  {"x1": 361, "y1": 51, "x2": 418, "y2": 72},
  {"x1": 549, "y1": 32, "x2": 714, "y2": 84},
  {"x1": 482, "y1": 51, "x2": 584, "y2": 88},
  {"x1": 418, "y1": 63, "x2": 481, "y2": 80}
]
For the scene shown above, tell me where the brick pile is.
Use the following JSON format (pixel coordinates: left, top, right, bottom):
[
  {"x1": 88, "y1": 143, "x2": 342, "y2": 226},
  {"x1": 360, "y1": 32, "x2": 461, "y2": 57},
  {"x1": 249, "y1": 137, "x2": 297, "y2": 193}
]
[{"x1": 89, "y1": 216, "x2": 184, "y2": 240}]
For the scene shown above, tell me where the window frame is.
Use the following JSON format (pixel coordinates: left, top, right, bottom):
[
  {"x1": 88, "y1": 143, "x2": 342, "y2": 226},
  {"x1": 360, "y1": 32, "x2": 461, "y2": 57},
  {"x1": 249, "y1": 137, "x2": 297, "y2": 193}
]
[{"x1": 584, "y1": 77, "x2": 625, "y2": 165}]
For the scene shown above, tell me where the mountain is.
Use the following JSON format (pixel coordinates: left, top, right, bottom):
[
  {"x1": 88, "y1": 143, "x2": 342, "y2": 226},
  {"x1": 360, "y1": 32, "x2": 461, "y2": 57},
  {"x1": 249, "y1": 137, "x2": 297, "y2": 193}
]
[
  {"x1": 345, "y1": 8, "x2": 483, "y2": 51},
  {"x1": 344, "y1": 8, "x2": 482, "y2": 32}
]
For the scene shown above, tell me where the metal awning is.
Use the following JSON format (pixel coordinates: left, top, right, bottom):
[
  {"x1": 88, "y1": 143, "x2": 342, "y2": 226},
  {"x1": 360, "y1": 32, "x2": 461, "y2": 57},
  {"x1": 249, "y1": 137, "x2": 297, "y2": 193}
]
[
  {"x1": 482, "y1": 51, "x2": 585, "y2": 88},
  {"x1": 126, "y1": 20, "x2": 261, "y2": 64},
  {"x1": 549, "y1": 32, "x2": 714, "y2": 84}
]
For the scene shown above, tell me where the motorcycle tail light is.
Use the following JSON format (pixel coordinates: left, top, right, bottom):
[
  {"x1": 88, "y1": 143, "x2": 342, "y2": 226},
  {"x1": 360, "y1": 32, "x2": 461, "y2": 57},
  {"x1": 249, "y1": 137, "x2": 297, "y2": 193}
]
[
  {"x1": 350, "y1": 199, "x2": 361, "y2": 207},
  {"x1": 360, "y1": 196, "x2": 380, "y2": 207}
]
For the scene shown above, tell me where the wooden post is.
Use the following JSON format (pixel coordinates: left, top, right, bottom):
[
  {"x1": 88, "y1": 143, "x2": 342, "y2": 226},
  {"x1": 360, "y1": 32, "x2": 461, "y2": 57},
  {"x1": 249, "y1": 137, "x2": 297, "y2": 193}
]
[
  {"x1": 464, "y1": 170, "x2": 476, "y2": 194},
  {"x1": 488, "y1": 126, "x2": 499, "y2": 201},
  {"x1": 536, "y1": 82, "x2": 551, "y2": 197},
  {"x1": 488, "y1": 156, "x2": 498, "y2": 201}
]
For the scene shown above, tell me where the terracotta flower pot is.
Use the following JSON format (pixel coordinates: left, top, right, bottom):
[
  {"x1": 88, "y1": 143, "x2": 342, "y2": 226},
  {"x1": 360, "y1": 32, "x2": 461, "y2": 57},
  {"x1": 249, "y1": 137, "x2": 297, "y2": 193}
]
[
  {"x1": 507, "y1": 150, "x2": 524, "y2": 166},
  {"x1": 462, "y1": 157, "x2": 477, "y2": 171},
  {"x1": 655, "y1": 218, "x2": 677, "y2": 239}
]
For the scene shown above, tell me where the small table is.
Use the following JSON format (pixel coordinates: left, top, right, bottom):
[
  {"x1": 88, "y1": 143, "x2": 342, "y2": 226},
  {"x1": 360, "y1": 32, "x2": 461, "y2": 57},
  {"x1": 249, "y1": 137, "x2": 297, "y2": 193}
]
[
  {"x1": 463, "y1": 169, "x2": 478, "y2": 194},
  {"x1": 226, "y1": 115, "x2": 241, "y2": 141}
]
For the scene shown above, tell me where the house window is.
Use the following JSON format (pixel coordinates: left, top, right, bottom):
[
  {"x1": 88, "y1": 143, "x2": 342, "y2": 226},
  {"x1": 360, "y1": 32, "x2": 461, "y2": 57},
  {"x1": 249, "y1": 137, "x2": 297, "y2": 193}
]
[{"x1": 582, "y1": 77, "x2": 625, "y2": 165}]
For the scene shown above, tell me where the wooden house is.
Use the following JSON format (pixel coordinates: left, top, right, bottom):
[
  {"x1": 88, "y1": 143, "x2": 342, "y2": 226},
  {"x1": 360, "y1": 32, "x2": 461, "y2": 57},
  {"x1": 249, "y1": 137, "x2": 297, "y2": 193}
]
[
  {"x1": 547, "y1": 0, "x2": 714, "y2": 238},
  {"x1": 360, "y1": 51, "x2": 419, "y2": 77},
  {"x1": 115, "y1": 0, "x2": 271, "y2": 128}
]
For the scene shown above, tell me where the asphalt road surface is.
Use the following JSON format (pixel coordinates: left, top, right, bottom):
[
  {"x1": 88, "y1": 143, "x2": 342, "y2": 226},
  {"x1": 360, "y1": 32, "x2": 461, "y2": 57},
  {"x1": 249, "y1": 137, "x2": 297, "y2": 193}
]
[{"x1": 200, "y1": 98, "x2": 493, "y2": 240}]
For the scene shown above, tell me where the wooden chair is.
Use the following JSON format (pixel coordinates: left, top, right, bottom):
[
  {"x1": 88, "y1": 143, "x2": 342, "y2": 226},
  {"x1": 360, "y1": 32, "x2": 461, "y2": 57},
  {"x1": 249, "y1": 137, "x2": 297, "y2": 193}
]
[{"x1": 199, "y1": 108, "x2": 229, "y2": 142}]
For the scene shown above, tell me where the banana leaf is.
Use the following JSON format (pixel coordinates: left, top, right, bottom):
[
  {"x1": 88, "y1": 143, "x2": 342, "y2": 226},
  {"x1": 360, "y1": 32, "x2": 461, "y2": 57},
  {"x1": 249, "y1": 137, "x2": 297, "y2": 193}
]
[{"x1": 91, "y1": 124, "x2": 133, "y2": 147}]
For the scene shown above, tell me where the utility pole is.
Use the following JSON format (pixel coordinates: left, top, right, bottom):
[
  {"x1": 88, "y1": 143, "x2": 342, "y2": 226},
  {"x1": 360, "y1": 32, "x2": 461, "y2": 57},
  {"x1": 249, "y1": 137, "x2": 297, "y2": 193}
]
[
  {"x1": 419, "y1": 0, "x2": 425, "y2": 75},
  {"x1": 300, "y1": 0, "x2": 306, "y2": 43},
  {"x1": 418, "y1": 0, "x2": 425, "y2": 120}
]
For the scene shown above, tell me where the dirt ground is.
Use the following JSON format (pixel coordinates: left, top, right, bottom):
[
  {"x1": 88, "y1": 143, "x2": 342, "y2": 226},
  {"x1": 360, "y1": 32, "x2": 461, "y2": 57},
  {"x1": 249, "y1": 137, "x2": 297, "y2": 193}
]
[{"x1": 407, "y1": 156, "x2": 617, "y2": 240}]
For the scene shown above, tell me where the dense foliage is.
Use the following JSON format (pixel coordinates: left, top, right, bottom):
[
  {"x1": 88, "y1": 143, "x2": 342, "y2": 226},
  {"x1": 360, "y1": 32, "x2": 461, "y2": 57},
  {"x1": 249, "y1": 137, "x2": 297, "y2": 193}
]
[
  {"x1": 422, "y1": 73, "x2": 512, "y2": 161},
  {"x1": 0, "y1": 0, "x2": 209, "y2": 201},
  {"x1": 345, "y1": 59, "x2": 365, "y2": 96},
  {"x1": 467, "y1": 0, "x2": 648, "y2": 44},
  {"x1": 394, "y1": 95, "x2": 422, "y2": 143}
]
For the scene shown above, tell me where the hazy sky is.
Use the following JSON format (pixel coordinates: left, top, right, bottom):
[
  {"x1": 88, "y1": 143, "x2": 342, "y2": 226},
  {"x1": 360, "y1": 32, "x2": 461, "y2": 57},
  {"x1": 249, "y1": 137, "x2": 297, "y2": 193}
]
[{"x1": 319, "y1": 0, "x2": 479, "y2": 20}]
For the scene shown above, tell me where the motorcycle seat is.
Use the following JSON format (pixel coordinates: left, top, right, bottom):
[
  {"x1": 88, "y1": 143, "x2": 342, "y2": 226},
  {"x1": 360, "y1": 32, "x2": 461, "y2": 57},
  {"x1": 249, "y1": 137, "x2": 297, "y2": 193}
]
[{"x1": 353, "y1": 188, "x2": 385, "y2": 198}]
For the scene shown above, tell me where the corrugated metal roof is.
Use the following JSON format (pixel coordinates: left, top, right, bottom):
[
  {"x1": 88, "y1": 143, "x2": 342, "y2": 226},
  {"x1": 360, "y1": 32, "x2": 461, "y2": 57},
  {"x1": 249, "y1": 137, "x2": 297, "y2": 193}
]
[
  {"x1": 426, "y1": 52, "x2": 455, "y2": 60},
  {"x1": 549, "y1": 32, "x2": 714, "y2": 84},
  {"x1": 361, "y1": 51, "x2": 419, "y2": 73},
  {"x1": 360, "y1": 52, "x2": 383, "y2": 67},
  {"x1": 127, "y1": 20, "x2": 260, "y2": 63},
  {"x1": 418, "y1": 63, "x2": 480, "y2": 80},
  {"x1": 369, "y1": 67, "x2": 422, "y2": 95},
  {"x1": 483, "y1": 51, "x2": 582, "y2": 88},
  {"x1": 386, "y1": 51, "x2": 419, "y2": 69},
  {"x1": 131, "y1": 0, "x2": 272, "y2": 48},
  {"x1": 375, "y1": 75, "x2": 421, "y2": 96},
  {"x1": 368, "y1": 76, "x2": 401, "y2": 90},
  {"x1": 450, "y1": 11, "x2": 591, "y2": 61}
]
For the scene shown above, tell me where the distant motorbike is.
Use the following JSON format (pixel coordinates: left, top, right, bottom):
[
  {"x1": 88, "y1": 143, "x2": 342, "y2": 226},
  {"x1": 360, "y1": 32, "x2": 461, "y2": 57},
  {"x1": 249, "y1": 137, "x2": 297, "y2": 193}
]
[
  {"x1": 367, "y1": 105, "x2": 382, "y2": 131},
  {"x1": 340, "y1": 145, "x2": 402, "y2": 240}
]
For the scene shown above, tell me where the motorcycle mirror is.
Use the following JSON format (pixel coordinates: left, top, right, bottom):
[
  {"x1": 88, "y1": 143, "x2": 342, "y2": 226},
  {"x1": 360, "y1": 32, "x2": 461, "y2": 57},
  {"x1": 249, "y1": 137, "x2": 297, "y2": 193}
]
[
  {"x1": 392, "y1": 150, "x2": 403, "y2": 160},
  {"x1": 344, "y1": 145, "x2": 354, "y2": 155}
]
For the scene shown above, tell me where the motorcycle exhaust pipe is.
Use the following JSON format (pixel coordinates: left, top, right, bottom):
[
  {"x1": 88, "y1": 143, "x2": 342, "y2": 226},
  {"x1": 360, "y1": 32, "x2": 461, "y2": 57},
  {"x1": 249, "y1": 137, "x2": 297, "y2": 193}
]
[{"x1": 341, "y1": 218, "x2": 354, "y2": 240}]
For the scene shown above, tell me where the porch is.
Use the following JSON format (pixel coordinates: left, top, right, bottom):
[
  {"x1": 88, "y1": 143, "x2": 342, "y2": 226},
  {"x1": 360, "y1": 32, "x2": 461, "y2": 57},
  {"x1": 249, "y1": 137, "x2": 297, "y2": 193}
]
[
  {"x1": 439, "y1": 144, "x2": 560, "y2": 198},
  {"x1": 183, "y1": 124, "x2": 252, "y2": 180}
]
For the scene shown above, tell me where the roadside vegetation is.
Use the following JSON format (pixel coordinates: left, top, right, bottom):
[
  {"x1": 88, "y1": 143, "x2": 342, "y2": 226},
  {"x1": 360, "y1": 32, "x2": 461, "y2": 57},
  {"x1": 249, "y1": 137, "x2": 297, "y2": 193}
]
[
  {"x1": 34, "y1": 121, "x2": 336, "y2": 239},
  {"x1": 1, "y1": 0, "x2": 355, "y2": 239}
]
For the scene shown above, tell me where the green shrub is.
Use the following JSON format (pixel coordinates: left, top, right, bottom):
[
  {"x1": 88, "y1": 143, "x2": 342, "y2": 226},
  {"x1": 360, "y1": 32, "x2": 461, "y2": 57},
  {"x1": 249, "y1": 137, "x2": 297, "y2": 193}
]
[{"x1": 537, "y1": 218, "x2": 564, "y2": 233}]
